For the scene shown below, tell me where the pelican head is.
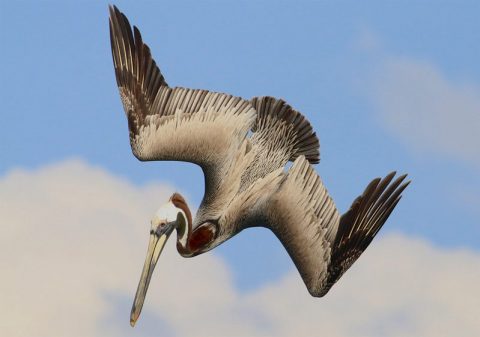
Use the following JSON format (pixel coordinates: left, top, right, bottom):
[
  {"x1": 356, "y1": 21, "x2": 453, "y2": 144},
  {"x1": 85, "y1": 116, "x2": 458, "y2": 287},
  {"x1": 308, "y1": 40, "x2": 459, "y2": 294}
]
[{"x1": 130, "y1": 193, "x2": 219, "y2": 326}]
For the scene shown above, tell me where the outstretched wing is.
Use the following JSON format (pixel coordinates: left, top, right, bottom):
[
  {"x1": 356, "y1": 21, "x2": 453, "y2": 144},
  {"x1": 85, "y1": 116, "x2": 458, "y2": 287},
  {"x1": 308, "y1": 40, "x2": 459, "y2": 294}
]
[
  {"x1": 109, "y1": 6, "x2": 256, "y2": 182},
  {"x1": 260, "y1": 156, "x2": 409, "y2": 296}
]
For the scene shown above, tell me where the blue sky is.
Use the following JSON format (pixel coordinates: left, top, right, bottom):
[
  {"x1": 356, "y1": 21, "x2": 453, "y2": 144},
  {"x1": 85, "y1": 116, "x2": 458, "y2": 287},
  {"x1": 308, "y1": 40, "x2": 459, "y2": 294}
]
[{"x1": 1, "y1": 1, "x2": 479, "y2": 335}]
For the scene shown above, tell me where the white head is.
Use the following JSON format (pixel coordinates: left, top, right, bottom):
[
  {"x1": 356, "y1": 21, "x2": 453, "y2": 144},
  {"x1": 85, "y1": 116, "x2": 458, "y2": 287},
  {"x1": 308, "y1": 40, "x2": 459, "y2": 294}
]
[{"x1": 130, "y1": 193, "x2": 218, "y2": 326}]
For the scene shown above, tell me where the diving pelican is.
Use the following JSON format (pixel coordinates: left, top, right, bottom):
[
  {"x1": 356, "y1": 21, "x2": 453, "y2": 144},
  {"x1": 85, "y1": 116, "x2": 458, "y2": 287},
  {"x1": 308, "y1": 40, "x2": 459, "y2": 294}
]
[{"x1": 108, "y1": 5, "x2": 410, "y2": 326}]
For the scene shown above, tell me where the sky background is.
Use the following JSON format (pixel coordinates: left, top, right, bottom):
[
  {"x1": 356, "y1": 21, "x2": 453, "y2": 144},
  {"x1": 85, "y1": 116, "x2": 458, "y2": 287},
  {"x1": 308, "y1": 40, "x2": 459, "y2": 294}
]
[{"x1": 1, "y1": 1, "x2": 479, "y2": 336}]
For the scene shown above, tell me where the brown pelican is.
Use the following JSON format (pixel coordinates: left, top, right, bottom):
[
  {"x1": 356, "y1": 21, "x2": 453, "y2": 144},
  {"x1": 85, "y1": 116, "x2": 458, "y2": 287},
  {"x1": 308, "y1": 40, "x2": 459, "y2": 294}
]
[{"x1": 109, "y1": 5, "x2": 410, "y2": 327}]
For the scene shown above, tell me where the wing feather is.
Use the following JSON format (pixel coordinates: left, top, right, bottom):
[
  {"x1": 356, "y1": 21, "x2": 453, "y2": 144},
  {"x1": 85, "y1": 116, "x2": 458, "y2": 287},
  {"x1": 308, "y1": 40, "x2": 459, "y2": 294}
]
[
  {"x1": 250, "y1": 96, "x2": 320, "y2": 164},
  {"x1": 260, "y1": 157, "x2": 339, "y2": 296},
  {"x1": 258, "y1": 156, "x2": 409, "y2": 297},
  {"x1": 109, "y1": 5, "x2": 255, "y2": 168}
]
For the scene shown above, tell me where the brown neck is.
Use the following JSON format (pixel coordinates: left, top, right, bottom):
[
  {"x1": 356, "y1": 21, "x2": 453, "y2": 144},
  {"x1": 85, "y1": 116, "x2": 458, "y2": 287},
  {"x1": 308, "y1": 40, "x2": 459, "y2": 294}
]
[
  {"x1": 170, "y1": 193, "x2": 192, "y2": 226},
  {"x1": 170, "y1": 193, "x2": 194, "y2": 255}
]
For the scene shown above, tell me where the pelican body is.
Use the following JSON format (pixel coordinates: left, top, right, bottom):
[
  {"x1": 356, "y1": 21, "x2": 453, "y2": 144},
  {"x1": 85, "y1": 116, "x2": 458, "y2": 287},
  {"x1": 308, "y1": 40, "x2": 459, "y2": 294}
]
[{"x1": 108, "y1": 6, "x2": 410, "y2": 326}]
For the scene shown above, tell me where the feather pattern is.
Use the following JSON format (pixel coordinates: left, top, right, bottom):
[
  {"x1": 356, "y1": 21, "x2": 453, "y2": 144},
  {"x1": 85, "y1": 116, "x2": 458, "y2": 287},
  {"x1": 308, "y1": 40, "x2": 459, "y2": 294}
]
[
  {"x1": 238, "y1": 97, "x2": 320, "y2": 193},
  {"x1": 251, "y1": 96, "x2": 320, "y2": 164},
  {"x1": 257, "y1": 156, "x2": 409, "y2": 296},
  {"x1": 109, "y1": 6, "x2": 410, "y2": 299},
  {"x1": 319, "y1": 172, "x2": 410, "y2": 295},
  {"x1": 258, "y1": 156, "x2": 339, "y2": 295}
]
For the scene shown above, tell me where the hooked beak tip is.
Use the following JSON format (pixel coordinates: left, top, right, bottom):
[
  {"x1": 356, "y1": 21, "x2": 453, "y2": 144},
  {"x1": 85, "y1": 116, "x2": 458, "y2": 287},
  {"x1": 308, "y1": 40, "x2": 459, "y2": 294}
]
[{"x1": 130, "y1": 310, "x2": 138, "y2": 327}]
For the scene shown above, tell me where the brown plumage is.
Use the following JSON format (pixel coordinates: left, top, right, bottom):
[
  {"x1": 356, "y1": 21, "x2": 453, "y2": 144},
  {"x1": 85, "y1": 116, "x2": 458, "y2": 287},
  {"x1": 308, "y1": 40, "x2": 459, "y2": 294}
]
[{"x1": 109, "y1": 5, "x2": 410, "y2": 313}]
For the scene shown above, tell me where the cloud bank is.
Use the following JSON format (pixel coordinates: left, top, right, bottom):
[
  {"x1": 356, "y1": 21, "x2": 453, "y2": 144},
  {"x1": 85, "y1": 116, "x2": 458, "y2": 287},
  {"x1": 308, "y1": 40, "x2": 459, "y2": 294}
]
[
  {"x1": 370, "y1": 56, "x2": 480, "y2": 167},
  {"x1": 1, "y1": 160, "x2": 479, "y2": 337}
]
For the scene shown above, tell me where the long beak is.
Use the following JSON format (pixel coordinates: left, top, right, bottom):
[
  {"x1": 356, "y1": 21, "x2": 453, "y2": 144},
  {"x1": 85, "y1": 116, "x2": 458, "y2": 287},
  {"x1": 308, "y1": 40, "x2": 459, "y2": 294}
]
[{"x1": 130, "y1": 224, "x2": 174, "y2": 327}]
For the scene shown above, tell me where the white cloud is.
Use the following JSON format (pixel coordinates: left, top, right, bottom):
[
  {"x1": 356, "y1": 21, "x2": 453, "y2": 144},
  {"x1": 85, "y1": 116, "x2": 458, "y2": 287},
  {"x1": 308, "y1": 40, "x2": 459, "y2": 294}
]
[
  {"x1": 1, "y1": 160, "x2": 479, "y2": 337},
  {"x1": 370, "y1": 56, "x2": 480, "y2": 167}
]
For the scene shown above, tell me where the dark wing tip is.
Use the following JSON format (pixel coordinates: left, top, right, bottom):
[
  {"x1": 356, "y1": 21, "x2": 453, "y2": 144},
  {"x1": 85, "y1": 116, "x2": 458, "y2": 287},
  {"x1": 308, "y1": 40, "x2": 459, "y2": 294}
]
[
  {"x1": 250, "y1": 96, "x2": 321, "y2": 164},
  {"x1": 321, "y1": 170, "x2": 410, "y2": 295},
  {"x1": 108, "y1": 5, "x2": 125, "y2": 28}
]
